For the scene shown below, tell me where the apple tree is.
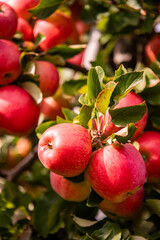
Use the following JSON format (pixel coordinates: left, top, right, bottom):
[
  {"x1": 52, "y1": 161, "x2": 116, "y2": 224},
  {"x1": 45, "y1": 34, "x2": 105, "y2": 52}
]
[{"x1": 1, "y1": 0, "x2": 160, "y2": 239}]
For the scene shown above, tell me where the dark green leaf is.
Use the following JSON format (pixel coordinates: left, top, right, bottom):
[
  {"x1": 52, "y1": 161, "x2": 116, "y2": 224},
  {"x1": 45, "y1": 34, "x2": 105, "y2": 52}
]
[
  {"x1": 62, "y1": 108, "x2": 78, "y2": 121},
  {"x1": 47, "y1": 45, "x2": 84, "y2": 59},
  {"x1": 33, "y1": 190, "x2": 65, "y2": 236},
  {"x1": 146, "y1": 199, "x2": 160, "y2": 217},
  {"x1": 91, "y1": 221, "x2": 122, "y2": 240},
  {"x1": 112, "y1": 71, "x2": 143, "y2": 105},
  {"x1": 87, "y1": 189, "x2": 103, "y2": 207},
  {"x1": 87, "y1": 67, "x2": 104, "y2": 106},
  {"x1": 114, "y1": 124, "x2": 137, "y2": 143},
  {"x1": 109, "y1": 102, "x2": 147, "y2": 126},
  {"x1": 35, "y1": 121, "x2": 56, "y2": 138},
  {"x1": 0, "y1": 212, "x2": 11, "y2": 228},
  {"x1": 107, "y1": 11, "x2": 140, "y2": 34},
  {"x1": 30, "y1": 0, "x2": 64, "y2": 19},
  {"x1": 78, "y1": 105, "x2": 93, "y2": 128},
  {"x1": 141, "y1": 83, "x2": 160, "y2": 105},
  {"x1": 63, "y1": 79, "x2": 87, "y2": 96}
]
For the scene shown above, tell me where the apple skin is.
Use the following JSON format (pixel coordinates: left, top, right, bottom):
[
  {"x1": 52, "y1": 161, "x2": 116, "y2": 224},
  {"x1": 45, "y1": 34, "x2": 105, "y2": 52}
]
[
  {"x1": 50, "y1": 171, "x2": 91, "y2": 202},
  {"x1": 38, "y1": 123, "x2": 92, "y2": 177},
  {"x1": 67, "y1": 49, "x2": 85, "y2": 66},
  {"x1": 34, "y1": 61, "x2": 59, "y2": 97},
  {"x1": 0, "y1": 1, "x2": 17, "y2": 39},
  {"x1": 2, "y1": 137, "x2": 32, "y2": 169},
  {"x1": 145, "y1": 35, "x2": 160, "y2": 64},
  {"x1": 99, "y1": 187, "x2": 144, "y2": 219},
  {"x1": 40, "y1": 96, "x2": 71, "y2": 121},
  {"x1": 33, "y1": 11, "x2": 76, "y2": 51},
  {"x1": 2, "y1": 0, "x2": 39, "y2": 20},
  {"x1": 86, "y1": 142, "x2": 146, "y2": 203},
  {"x1": 96, "y1": 91, "x2": 148, "y2": 140},
  {"x1": 136, "y1": 131, "x2": 160, "y2": 183},
  {"x1": 0, "y1": 39, "x2": 21, "y2": 85},
  {"x1": 0, "y1": 85, "x2": 40, "y2": 136},
  {"x1": 17, "y1": 17, "x2": 33, "y2": 41}
]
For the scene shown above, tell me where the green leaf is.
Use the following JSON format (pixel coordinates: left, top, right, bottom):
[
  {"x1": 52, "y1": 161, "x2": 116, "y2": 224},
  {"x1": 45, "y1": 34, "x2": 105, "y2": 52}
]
[
  {"x1": 78, "y1": 105, "x2": 93, "y2": 128},
  {"x1": 141, "y1": 83, "x2": 160, "y2": 105},
  {"x1": 112, "y1": 71, "x2": 143, "y2": 105},
  {"x1": 87, "y1": 67, "x2": 104, "y2": 106},
  {"x1": 62, "y1": 108, "x2": 78, "y2": 121},
  {"x1": 114, "y1": 65, "x2": 127, "y2": 79},
  {"x1": 63, "y1": 79, "x2": 87, "y2": 96},
  {"x1": 35, "y1": 121, "x2": 56, "y2": 138},
  {"x1": 109, "y1": 102, "x2": 147, "y2": 126},
  {"x1": 30, "y1": 0, "x2": 64, "y2": 19},
  {"x1": 56, "y1": 116, "x2": 72, "y2": 124},
  {"x1": 107, "y1": 11, "x2": 140, "y2": 34},
  {"x1": 20, "y1": 81, "x2": 43, "y2": 104},
  {"x1": 87, "y1": 189, "x2": 103, "y2": 207},
  {"x1": 91, "y1": 221, "x2": 122, "y2": 240},
  {"x1": 20, "y1": 52, "x2": 36, "y2": 73},
  {"x1": 33, "y1": 190, "x2": 65, "y2": 236},
  {"x1": 96, "y1": 82, "x2": 117, "y2": 114},
  {"x1": 79, "y1": 94, "x2": 89, "y2": 105},
  {"x1": 114, "y1": 124, "x2": 137, "y2": 143},
  {"x1": 34, "y1": 33, "x2": 46, "y2": 47},
  {"x1": 47, "y1": 45, "x2": 84, "y2": 59},
  {"x1": 146, "y1": 199, "x2": 160, "y2": 217},
  {"x1": 0, "y1": 212, "x2": 11, "y2": 228}
]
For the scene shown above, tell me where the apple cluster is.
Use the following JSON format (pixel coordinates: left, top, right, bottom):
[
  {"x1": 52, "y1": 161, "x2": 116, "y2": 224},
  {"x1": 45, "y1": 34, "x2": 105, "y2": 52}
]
[{"x1": 0, "y1": 0, "x2": 89, "y2": 137}]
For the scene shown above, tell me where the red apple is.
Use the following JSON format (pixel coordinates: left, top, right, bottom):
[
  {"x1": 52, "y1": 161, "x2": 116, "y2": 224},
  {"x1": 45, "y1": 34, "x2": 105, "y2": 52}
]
[
  {"x1": 33, "y1": 11, "x2": 76, "y2": 51},
  {"x1": 34, "y1": 61, "x2": 59, "y2": 97},
  {"x1": 40, "y1": 95, "x2": 71, "y2": 121},
  {"x1": 67, "y1": 49, "x2": 85, "y2": 66},
  {"x1": 95, "y1": 91, "x2": 148, "y2": 140},
  {"x1": 136, "y1": 131, "x2": 160, "y2": 183},
  {"x1": 0, "y1": 39, "x2": 21, "y2": 85},
  {"x1": 0, "y1": 85, "x2": 40, "y2": 136},
  {"x1": 86, "y1": 142, "x2": 146, "y2": 203},
  {"x1": 50, "y1": 171, "x2": 91, "y2": 202},
  {"x1": 2, "y1": 137, "x2": 32, "y2": 169},
  {"x1": 0, "y1": 1, "x2": 17, "y2": 39},
  {"x1": 2, "y1": 0, "x2": 39, "y2": 20},
  {"x1": 99, "y1": 187, "x2": 144, "y2": 219},
  {"x1": 145, "y1": 35, "x2": 160, "y2": 64},
  {"x1": 17, "y1": 17, "x2": 33, "y2": 41},
  {"x1": 38, "y1": 123, "x2": 92, "y2": 177}
]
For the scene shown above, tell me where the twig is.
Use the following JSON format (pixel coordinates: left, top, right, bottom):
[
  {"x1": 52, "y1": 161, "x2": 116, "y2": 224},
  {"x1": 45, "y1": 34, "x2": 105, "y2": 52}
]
[{"x1": 0, "y1": 145, "x2": 38, "y2": 181}]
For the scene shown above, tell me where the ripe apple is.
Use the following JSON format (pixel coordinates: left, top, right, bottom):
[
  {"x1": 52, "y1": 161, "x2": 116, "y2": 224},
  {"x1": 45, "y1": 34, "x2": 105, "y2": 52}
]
[
  {"x1": 136, "y1": 131, "x2": 160, "y2": 183},
  {"x1": 145, "y1": 35, "x2": 160, "y2": 64},
  {"x1": 38, "y1": 123, "x2": 92, "y2": 177},
  {"x1": 34, "y1": 61, "x2": 59, "y2": 97},
  {"x1": 1, "y1": 0, "x2": 39, "y2": 20},
  {"x1": 50, "y1": 171, "x2": 91, "y2": 202},
  {"x1": 96, "y1": 91, "x2": 148, "y2": 140},
  {"x1": 17, "y1": 17, "x2": 33, "y2": 41},
  {"x1": 86, "y1": 142, "x2": 146, "y2": 203},
  {"x1": 40, "y1": 95, "x2": 71, "y2": 121},
  {"x1": 2, "y1": 137, "x2": 32, "y2": 169},
  {"x1": 99, "y1": 187, "x2": 144, "y2": 219},
  {"x1": 33, "y1": 11, "x2": 76, "y2": 51},
  {"x1": 0, "y1": 39, "x2": 21, "y2": 85},
  {"x1": 67, "y1": 49, "x2": 85, "y2": 66},
  {"x1": 0, "y1": 85, "x2": 40, "y2": 136},
  {"x1": 0, "y1": 1, "x2": 17, "y2": 39}
]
